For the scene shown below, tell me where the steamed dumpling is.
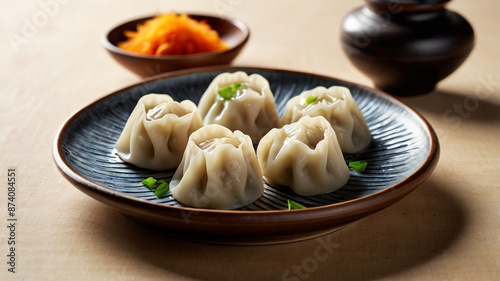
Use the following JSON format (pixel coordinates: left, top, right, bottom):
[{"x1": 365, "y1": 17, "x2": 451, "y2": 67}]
[
  {"x1": 257, "y1": 115, "x2": 350, "y2": 196},
  {"x1": 170, "y1": 124, "x2": 264, "y2": 209},
  {"x1": 281, "y1": 86, "x2": 371, "y2": 153},
  {"x1": 197, "y1": 71, "x2": 280, "y2": 144},
  {"x1": 115, "y1": 93, "x2": 204, "y2": 170}
]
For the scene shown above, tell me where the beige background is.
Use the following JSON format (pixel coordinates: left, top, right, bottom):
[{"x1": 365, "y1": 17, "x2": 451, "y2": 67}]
[{"x1": 1, "y1": 0, "x2": 499, "y2": 280}]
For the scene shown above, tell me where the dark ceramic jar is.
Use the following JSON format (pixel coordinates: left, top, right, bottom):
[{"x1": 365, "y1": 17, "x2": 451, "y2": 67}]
[{"x1": 341, "y1": 0, "x2": 475, "y2": 96}]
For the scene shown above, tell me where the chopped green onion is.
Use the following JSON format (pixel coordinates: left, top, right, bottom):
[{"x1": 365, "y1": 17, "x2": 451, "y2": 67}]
[
  {"x1": 154, "y1": 180, "x2": 170, "y2": 198},
  {"x1": 349, "y1": 161, "x2": 368, "y2": 173},
  {"x1": 218, "y1": 83, "x2": 241, "y2": 100},
  {"x1": 141, "y1": 177, "x2": 170, "y2": 197},
  {"x1": 305, "y1": 95, "x2": 318, "y2": 104},
  {"x1": 287, "y1": 199, "x2": 306, "y2": 210},
  {"x1": 141, "y1": 177, "x2": 157, "y2": 190}
]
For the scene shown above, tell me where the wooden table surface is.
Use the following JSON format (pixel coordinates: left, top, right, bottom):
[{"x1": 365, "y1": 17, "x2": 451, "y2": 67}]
[{"x1": 1, "y1": 0, "x2": 499, "y2": 280}]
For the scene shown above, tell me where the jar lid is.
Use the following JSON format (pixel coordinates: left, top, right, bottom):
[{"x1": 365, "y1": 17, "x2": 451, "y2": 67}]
[
  {"x1": 366, "y1": 0, "x2": 451, "y2": 11},
  {"x1": 367, "y1": 0, "x2": 451, "y2": 5},
  {"x1": 341, "y1": 4, "x2": 474, "y2": 60}
]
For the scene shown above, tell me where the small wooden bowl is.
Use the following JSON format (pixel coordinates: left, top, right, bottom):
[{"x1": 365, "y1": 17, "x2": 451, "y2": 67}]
[{"x1": 102, "y1": 14, "x2": 250, "y2": 77}]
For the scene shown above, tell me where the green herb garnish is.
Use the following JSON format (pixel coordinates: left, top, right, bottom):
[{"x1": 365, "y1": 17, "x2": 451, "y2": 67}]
[
  {"x1": 141, "y1": 177, "x2": 157, "y2": 190},
  {"x1": 349, "y1": 161, "x2": 368, "y2": 173},
  {"x1": 287, "y1": 199, "x2": 306, "y2": 210},
  {"x1": 305, "y1": 95, "x2": 318, "y2": 104},
  {"x1": 141, "y1": 177, "x2": 170, "y2": 198},
  {"x1": 154, "y1": 180, "x2": 170, "y2": 197},
  {"x1": 218, "y1": 83, "x2": 242, "y2": 100}
]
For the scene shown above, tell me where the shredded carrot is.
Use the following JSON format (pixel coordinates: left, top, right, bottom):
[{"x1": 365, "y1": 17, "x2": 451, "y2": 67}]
[{"x1": 118, "y1": 13, "x2": 229, "y2": 55}]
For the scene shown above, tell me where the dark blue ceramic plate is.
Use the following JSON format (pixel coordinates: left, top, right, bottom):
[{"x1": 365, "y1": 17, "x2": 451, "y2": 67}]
[{"x1": 53, "y1": 66, "x2": 439, "y2": 244}]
